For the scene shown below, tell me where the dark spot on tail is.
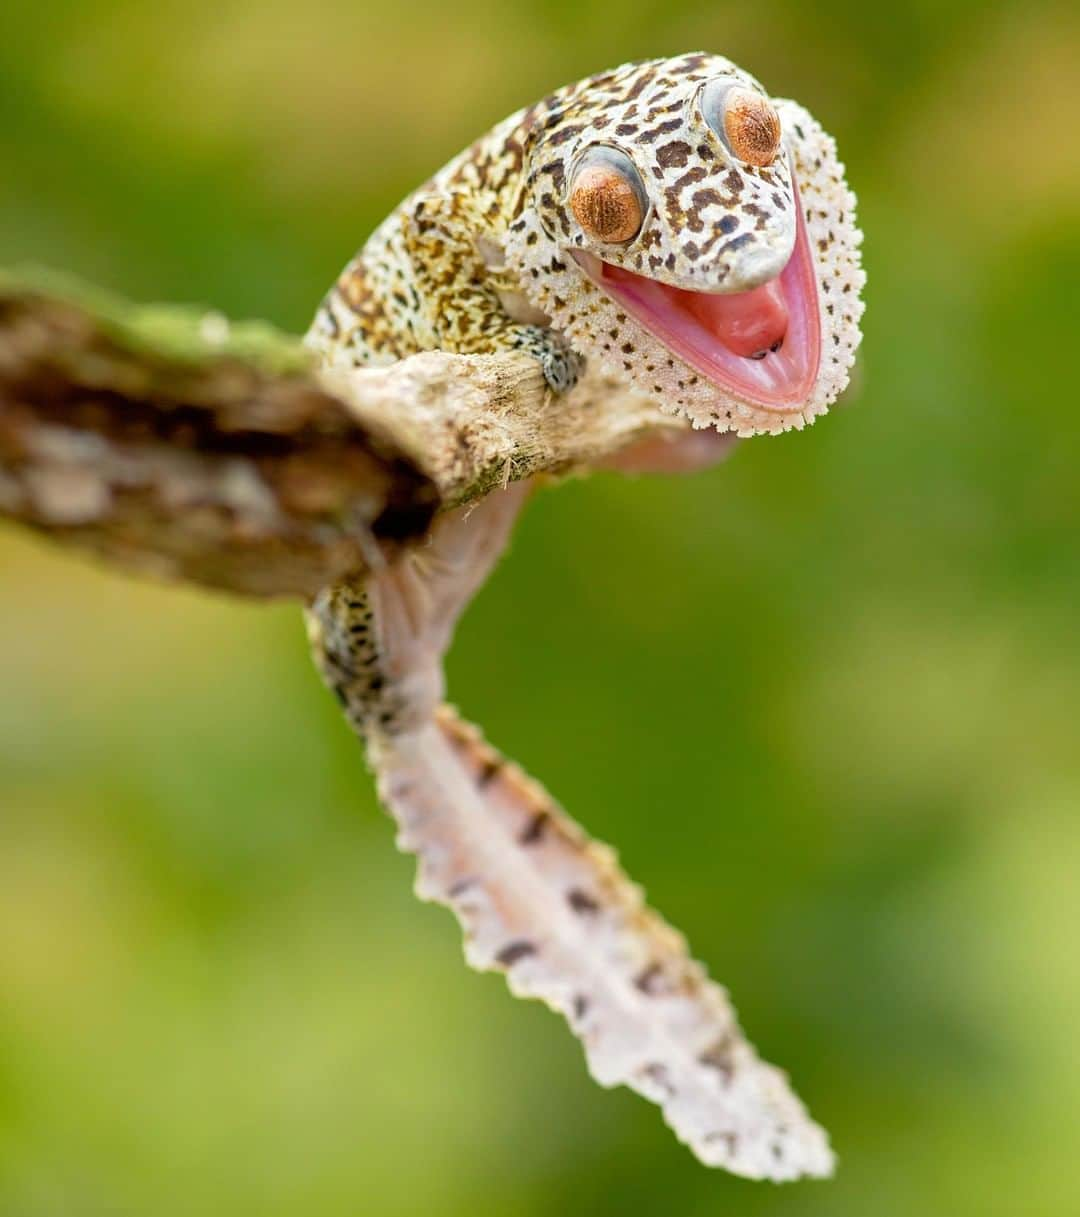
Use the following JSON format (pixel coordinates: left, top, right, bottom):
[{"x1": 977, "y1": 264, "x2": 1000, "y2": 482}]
[
  {"x1": 476, "y1": 758, "x2": 502, "y2": 788},
  {"x1": 640, "y1": 1062, "x2": 675, "y2": 1097},
  {"x1": 634, "y1": 963, "x2": 664, "y2": 995},
  {"x1": 567, "y1": 888, "x2": 600, "y2": 915},
  {"x1": 519, "y1": 810, "x2": 550, "y2": 845},
  {"x1": 699, "y1": 1033, "x2": 736, "y2": 1082},
  {"x1": 704, "y1": 1130, "x2": 739, "y2": 1156},
  {"x1": 496, "y1": 940, "x2": 537, "y2": 967}
]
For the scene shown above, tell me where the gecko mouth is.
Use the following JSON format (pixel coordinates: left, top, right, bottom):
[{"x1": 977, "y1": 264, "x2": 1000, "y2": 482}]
[{"x1": 571, "y1": 183, "x2": 821, "y2": 411}]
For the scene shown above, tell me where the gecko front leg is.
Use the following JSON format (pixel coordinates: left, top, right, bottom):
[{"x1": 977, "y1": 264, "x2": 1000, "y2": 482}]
[{"x1": 404, "y1": 190, "x2": 583, "y2": 393}]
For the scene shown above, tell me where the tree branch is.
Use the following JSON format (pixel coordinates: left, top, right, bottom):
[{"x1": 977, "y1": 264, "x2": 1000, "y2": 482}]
[{"x1": 0, "y1": 268, "x2": 691, "y2": 599}]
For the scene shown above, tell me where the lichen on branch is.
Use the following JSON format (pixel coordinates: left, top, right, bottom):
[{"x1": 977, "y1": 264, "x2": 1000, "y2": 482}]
[{"x1": 0, "y1": 267, "x2": 691, "y2": 598}]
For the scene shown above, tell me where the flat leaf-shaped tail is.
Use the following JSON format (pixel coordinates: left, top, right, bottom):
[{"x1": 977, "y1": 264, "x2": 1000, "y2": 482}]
[
  {"x1": 308, "y1": 484, "x2": 832, "y2": 1180},
  {"x1": 368, "y1": 704, "x2": 834, "y2": 1181}
]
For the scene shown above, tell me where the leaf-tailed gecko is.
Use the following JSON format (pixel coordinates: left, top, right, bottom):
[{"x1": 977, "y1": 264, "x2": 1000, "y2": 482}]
[{"x1": 304, "y1": 52, "x2": 864, "y2": 1181}]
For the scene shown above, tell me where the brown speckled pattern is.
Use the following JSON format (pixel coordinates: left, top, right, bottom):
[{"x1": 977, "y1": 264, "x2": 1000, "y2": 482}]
[
  {"x1": 301, "y1": 60, "x2": 863, "y2": 1175},
  {"x1": 307, "y1": 53, "x2": 864, "y2": 436}
]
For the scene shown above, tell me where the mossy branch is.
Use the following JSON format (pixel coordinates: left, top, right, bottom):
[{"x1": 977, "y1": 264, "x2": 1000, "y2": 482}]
[{"x1": 0, "y1": 268, "x2": 691, "y2": 599}]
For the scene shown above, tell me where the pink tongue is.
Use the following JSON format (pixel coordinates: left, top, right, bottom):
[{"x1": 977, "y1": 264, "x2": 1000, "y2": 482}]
[
  {"x1": 602, "y1": 264, "x2": 791, "y2": 359},
  {"x1": 684, "y1": 277, "x2": 789, "y2": 357}
]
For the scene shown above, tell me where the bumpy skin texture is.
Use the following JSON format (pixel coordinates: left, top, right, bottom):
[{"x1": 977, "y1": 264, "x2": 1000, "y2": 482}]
[
  {"x1": 304, "y1": 54, "x2": 866, "y2": 1180},
  {"x1": 307, "y1": 51, "x2": 864, "y2": 436}
]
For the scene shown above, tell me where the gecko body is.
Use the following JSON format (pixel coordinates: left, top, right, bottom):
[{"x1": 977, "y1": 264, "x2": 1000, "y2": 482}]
[{"x1": 305, "y1": 54, "x2": 865, "y2": 1180}]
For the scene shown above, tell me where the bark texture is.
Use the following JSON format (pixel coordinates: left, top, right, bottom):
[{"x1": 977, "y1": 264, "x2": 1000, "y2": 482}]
[{"x1": 0, "y1": 268, "x2": 692, "y2": 598}]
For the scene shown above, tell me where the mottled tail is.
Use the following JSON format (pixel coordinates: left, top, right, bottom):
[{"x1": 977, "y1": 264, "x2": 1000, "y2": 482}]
[
  {"x1": 306, "y1": 485, "x2": 833, "y2": 1180},
  {"x1": 365, "y1": 703, "x2": 832, "y2": 1180}
]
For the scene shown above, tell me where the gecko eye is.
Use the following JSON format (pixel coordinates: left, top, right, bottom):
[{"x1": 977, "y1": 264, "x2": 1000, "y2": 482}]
[
  {"x1": 568, "y1": 147, "x2": 646, "y2": 245},
  {"x1": 701, "y1": 79, "x2": 781, "y2": 167}
]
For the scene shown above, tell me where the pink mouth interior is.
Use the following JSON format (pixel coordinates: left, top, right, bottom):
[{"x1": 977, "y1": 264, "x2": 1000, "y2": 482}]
[{"x1": 573, "y1": 185, "x2": 821, "y2": 410}]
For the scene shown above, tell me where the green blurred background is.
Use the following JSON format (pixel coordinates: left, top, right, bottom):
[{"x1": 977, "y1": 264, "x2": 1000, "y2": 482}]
[{"x1": 2, "y1": 1, "x2": 1079, "y2": 1213}]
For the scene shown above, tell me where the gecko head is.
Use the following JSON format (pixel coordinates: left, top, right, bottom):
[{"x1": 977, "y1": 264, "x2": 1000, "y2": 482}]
[{"x1": 504, "y1": 53, "x2": 865, "y2": 436}]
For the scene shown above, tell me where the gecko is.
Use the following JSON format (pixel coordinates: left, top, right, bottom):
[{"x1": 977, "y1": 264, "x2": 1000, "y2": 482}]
[{"x1": 304, "y1": 52, "x2": 865, "y2": 1181}]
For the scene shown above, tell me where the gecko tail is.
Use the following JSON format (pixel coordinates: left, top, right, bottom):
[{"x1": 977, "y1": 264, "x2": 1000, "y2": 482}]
[
  {"x1": 367, "y1": 704, "x2": 834, "y2": 1182},
  {"x1": 307, "y1": 484, "x2": 832, "y2": 1179}
]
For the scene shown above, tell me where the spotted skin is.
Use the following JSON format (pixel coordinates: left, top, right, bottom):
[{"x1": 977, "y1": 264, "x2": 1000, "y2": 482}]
[
  {"x1": 304, "y1": 56, "x2": 864, "y2": 1178},
  {"x1": 307, "y1": 52, "x2": 864, "y2": 436},
  {"x1": 308, "y1": 580, "x2": 404, "y2": 733}
]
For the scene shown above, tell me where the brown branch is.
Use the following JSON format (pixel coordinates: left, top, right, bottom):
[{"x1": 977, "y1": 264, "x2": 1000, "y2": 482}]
[{"x1": 0, "y1": 268, "x2": 691, "y2": 599}]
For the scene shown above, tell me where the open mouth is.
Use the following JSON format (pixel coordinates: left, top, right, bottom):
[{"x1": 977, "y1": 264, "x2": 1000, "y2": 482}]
[{"x1": 571, "y1": 181, "x2": 821, "y2": 411}]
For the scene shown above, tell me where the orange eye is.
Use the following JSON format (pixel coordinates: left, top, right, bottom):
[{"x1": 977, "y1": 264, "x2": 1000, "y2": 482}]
[
  {"x1": 569, "y1": 148, "x2": 645, "y2": 244},
  {"x1": 702, "y1": 80, "x2": 782, "y2": 168}
]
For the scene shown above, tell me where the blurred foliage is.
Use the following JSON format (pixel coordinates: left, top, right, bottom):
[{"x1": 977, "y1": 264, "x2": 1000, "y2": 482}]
[{"x1": 1, "y1": 1, "x2": 1079, "y2": 1214}]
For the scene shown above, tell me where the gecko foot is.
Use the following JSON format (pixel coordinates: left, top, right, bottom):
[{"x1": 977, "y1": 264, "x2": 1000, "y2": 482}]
[{"x1": 509, "y1": 325, "x2": 584, "y2": 394}]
